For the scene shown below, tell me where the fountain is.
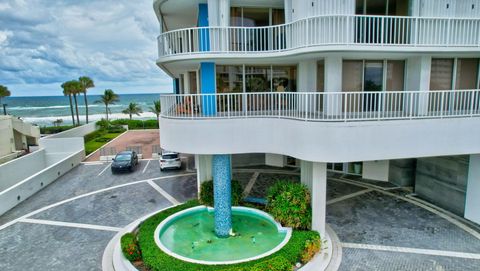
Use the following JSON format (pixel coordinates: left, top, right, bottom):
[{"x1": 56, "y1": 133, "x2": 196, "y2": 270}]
[{"x1": 153, "y1": 155, "x2": 291, "y2": 265}]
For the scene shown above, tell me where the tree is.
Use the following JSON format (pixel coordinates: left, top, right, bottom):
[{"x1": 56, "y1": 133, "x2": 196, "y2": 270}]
[
  {"x1": 149, "y1": 100, "x2": 161, "y2": 119},
  {"x1": 122, "y1": 102, "x2": 143, "y2": 120},
  {"x1": 96, "y1": 89, "x2": 119, "y2": 121},
  {"x1": 61, "y1": 81, "x2": 76, "y2": 126},
  {"x1": 0, "y1": 85, "x2": 11, "y2": 115},
  {"x1": 79, "y1": 76, "x2": 95, "y2": 124},
  {"x1": 62, "y1": 80, "x2": 82, "y2": 126}
]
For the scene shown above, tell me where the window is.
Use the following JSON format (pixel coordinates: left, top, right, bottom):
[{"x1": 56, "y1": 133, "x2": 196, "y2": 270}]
[
  {"x1": 342, "y1": 60, "x2": 364, "y2": 92},
  {"x1": 317, "y1": 61, "x2": 325, "y2": 92},
  {"x1": 272, "y1": 66, "x2": 297, "y2": 92},
  {"x1": 356, "y1": 0, "x2": 409, "y2": 16},
  {"x1": 245, "y1": 66, "x2": 270, "y2": 92},
  {"x1": 216, "y1": 66, "x2": 243, "y2": 93},
  {"x1": 430, "y1": 59, "x2": 454, "y2": 90},
  {"x1": 386, "y1": 60, "x2": 405, "y2": 91},
  {"x1": 230, "y1": 7, "x2": 285, "y2": 26},
  {"x1": 456, "y1": 59, "x2": 479, "y2": 90}
]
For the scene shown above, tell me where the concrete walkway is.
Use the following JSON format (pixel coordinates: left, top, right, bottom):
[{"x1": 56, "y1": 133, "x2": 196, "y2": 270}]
[{"x1": 0, "y1": 166, "x2": 479, "y2": 270}]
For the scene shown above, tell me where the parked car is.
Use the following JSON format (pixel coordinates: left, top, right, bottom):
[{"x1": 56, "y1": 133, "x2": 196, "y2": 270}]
[
  {"x1": 111, "y1": 151, "x2": 139, "y2": 173},
  {"x1": 160, "y1": 150, "x2": 181, "y2": 171}
]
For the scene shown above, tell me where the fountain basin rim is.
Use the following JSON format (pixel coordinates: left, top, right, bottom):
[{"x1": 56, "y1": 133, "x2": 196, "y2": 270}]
[{"x1": 153, "y1": 205, "x2": 292, "y2": 265}]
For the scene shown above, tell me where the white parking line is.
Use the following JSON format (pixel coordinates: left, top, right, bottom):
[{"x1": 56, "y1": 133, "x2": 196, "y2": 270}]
[
  {"x1": 19, "y1": 218, "x2": 122, "y2": 232},
  {"x1": 98, "y1": 163, "x2": 111, "y2": 176},
  {"x1": 147, "y1": 180, "x2": 180, "y2": 205},
  {"x1": 142, "y1": 160, "x2": 151, "y2": 174},
  {"x1": 0, "y1": 173, "x2": 196, "y2": 232},
  {"x1": 81, "y1": 162, "x2": 105, "y2": 166},
  {"x1": 341, "y1": 243, "x2": 480, "y2": 260}
]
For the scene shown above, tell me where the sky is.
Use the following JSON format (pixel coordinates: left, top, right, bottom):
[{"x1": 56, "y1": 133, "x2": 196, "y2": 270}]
[{"x1": 0, "y1": 0, "x2": 173, "y2": 97}]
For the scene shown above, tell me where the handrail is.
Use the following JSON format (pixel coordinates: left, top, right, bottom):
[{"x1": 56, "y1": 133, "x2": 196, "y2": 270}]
[
  {"x1": 158, "y1": 14, "x2": 480, "y2": 57},
  {"x1": 160, "y1": 90, "x2": 480, "y2": 122}
]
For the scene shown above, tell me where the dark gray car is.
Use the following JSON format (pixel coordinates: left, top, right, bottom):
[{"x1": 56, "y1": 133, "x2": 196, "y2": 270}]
[{"x1": 111, "y1": 151, "x2": 138, "y2": 173}]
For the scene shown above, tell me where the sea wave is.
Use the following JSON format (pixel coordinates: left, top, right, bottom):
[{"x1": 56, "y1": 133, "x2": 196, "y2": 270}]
[
  {"x1": 8, "y1": 104, "x2": 125, "y2": 110},
  {"x1": 22, "y1": 112, "x2": 158, "y2": 126}
]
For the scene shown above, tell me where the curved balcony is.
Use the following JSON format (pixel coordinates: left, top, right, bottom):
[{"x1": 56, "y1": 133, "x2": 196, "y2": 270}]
[
  {"x1": 159, "y1": 90, "x2": 480, "y2": 162},
  {"x1": 157, "y1": 15, "x2": 480, "y2": 61}
]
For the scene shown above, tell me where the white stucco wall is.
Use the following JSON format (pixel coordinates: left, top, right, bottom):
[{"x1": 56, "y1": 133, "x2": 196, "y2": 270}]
[
  {"x1": 161, "y1": 117, "x2": 480, "y2": 163},
  {"x1": 44, "y1": 122, "x2": 97, "y2": 139},
  {"x1": 0, "y1": 149, "x2": 46, "y2": 192},
  {"x1": 465, "y1": 154, "x2": 480, "y2": 224},
  {"x1": 266, "y1": 153, "x2": 285, "y2": 167},
  {"x1": 362, "y1": 160, "x2": 390, "y2": 182}
]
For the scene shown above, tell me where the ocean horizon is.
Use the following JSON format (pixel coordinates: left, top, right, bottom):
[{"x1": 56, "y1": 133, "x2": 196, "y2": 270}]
[{"x1": 3, "y1": 93, "x2": 166, "y2": 126}]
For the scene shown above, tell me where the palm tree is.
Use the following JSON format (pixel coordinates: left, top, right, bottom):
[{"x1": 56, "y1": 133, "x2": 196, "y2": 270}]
[
  {"x1": 62, "y1": 80, "x2": 82, "y2": 126},
  {"x1": 149, "y1": 100, "x2": 161, "y2": 119},
  {"x1": 0, "y1": 85, "x2": 11, "y2": 115},
  {"x1": 79, "y1": 76, "x2": 94, "y2": 124},
  {"x1": 122, "y1": 102, "x2": 143, "y2": 120},
  {"x1": 61, "y1": 81, "x2": 76, "y2": 126},
  {"x1": 96, "y1": 89, "x2": 119, "y2": 121}
]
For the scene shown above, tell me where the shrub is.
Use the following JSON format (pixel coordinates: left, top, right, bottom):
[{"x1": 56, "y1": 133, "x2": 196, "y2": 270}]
[
  {"x1": 109, "y1": 119, "x2": 159, "y2": 130},
  {"x1": 40, "y1": 125, "x2": 74, "y2": 134},
  {"x1": 83, "y1": 129, "x2": 106, "y2": 143},
  {"x1": 96, "y1": 119, "x2": 109, "y2": 129},
  {"x1": 121, "y1": 233, "x2": 142, "y2": 261},
  {"x1": 266, "y1": 181, "x2": 312, "y2": 230},
  {"x1": 107, "y1": 125, "x2": 126, "y2": 133},
  {"x1": 143, "y1": 119, "x2": 159, "y2": 128},
  {"x1": 300, "y1": 235, "x2": 321, "y2": 263},
  {"x1": 199, "y1": 180, "x2": 243, "y2": 207}
]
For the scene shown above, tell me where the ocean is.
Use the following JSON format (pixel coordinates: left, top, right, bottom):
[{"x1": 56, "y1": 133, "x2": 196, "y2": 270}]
[{"x1": 3, "y1": 93, "x2": 162, "y2": 126}]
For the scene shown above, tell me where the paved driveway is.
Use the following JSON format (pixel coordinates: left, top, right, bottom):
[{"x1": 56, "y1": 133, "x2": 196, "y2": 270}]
[{"x1": 1, "y1": 166, "x2": 479, "y2": 271}]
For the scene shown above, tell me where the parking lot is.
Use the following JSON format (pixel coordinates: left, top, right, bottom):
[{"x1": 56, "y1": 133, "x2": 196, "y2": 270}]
[{"x1": 85, "y1": 130, "x2": 160, "y2": 162}]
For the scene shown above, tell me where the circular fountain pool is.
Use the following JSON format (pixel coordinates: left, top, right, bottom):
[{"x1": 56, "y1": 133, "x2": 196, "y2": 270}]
[{"x1": 154, "y1": 206, "x2": 291, "y2": 265}]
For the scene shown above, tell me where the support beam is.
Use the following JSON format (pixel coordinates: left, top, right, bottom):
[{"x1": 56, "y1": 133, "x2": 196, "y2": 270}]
[
  {"x1": 212, "y1": 154, "x2": 232, "y2": 238},
  {"x1": 301, "y1": 160, "x2": 327, "y2": 237},
  {"x1": 406, "y1": 55, "x2": 431, "y2": 115},
  {"x1": 324, "y1": 56, "x2": 343, "y2": 116},
  {"x1": 311, "y1": 162, "x2": 327, "y2": 237},
  {"x1": 266, "y1": 153, "x2": 285, "y2": 168}
]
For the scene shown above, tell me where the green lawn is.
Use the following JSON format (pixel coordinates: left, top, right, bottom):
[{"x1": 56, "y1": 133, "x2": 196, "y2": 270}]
[{"x1": 84, "y1": 132, "x2": 124, "y2": 155}]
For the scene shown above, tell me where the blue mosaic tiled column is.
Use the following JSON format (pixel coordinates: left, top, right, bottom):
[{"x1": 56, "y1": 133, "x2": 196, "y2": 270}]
[{"x1": 212, "y1": 154, "x2": 232, "y2": 238}]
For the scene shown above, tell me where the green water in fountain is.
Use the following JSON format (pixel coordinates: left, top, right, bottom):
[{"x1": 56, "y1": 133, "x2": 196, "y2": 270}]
[{"x1": 159, "y1": 208, "x2": 287, "y2": 262}]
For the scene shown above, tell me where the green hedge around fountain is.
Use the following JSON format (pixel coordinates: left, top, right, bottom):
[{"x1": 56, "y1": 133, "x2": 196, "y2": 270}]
[{"x1": 122, "y1": 200, "x2": 321, "y2": 271}]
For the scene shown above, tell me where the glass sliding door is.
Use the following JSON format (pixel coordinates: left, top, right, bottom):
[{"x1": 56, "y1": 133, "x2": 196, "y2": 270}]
[
  {"x1": 245, "y1": 66, "x2": 270, "y2": 112},
  {"x1": 342, "y1": 60, "x2": 363, "y2": 114},
  {"x1": 454, "y1": 59, "x2": 479, "y2": 113},
  {"x1": 216, "y1": 65, "x2": 243, "y2": 113},
  {"x1": 363, "y1": 61, "x2": 383, "y2": 111},
  {"x1": 386, "y1": 60, "x2": 405, "y2": 113},
  {"x1": 430, "y1": 59, "x2": 454, "y2": 113}
]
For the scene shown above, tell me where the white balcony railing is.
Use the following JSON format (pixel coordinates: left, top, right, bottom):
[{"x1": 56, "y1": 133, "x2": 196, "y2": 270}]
[
  {"x1": 160, "y1": 90, "x2": 480, "y2": 122},
  {"x1": 158, "y1": 15, "x2": 480, "y2": 57}
]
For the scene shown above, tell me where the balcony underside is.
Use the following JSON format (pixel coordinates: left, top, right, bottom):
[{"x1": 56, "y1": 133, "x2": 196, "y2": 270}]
[{"x1": 160, "y1": 116, "x2": 480, "y2": 163}]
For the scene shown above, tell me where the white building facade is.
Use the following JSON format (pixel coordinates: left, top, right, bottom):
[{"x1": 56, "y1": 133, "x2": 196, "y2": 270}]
[{"x1": 153, "y1": 0, "x2": 480, "y2": 233}]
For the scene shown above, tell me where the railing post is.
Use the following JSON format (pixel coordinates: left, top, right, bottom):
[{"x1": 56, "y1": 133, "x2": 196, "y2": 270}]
[
  {"x1": 409, "y1": 92, "x2": 414, "y2": 119},
  {"x1": 470, "y1": 90, "x2": 476, "y2": 117},
  {"x1": 344, "y1": 93, "x2": 348, "y2": 122},
  {"x1": 304, "y1": 93, "x2": 308, "y2": 121},
  {"x1": 227, "y1": 93, "x2": 230, "y2": 118},
  {"x1": 190, "y1": 95, "x2": 194, "y2": 119},
  {"x1": 277, "y1": 92, "x2": 281, "y2": 118}
]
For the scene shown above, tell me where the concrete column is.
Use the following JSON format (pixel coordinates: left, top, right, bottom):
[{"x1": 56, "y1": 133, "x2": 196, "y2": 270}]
[
  {"x1": 324, "y1": 56, "x2": 343, "y2": 116},
  {"x1": 301, "y1": 160, "x2": 327, "y2": 236},
  {"x1": 183, "y1": 72, "x2": 190, "y2": 94},
  {"x1": 200, "y1": 62, "x2": 216, "y2": 115},
  {"x1": 300, "y1": 160, "x2": 313, "y2": 192},
  {"x1": 406, "y1": 56, "x2": 431, "y2": 115},
  {"x1": 298, "y1": 60, "x2": 317, "y2": 92},
  {"x1": 196, "y1": 154, "x2": 212, "y2": 196},
  {"x1": 465, "y1": 154, "x2": 480, "y2": 224},
  {"x1": 266, "y1": 153, "x2": 285, "y2": 168},
  {"x1": 362, "y1": 160, "x2": 390, "y2": 182},
  {"x1": 311, "y1": 162, "x2": 327, "y2": 237},
  {"x1": 212, "y1": 154, "x2": 232, "y2": 237}
]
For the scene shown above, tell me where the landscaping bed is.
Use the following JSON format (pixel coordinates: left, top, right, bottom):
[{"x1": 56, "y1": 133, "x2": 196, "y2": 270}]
[{"x1": 84, "y1": 124, "x2": 126, "y2": 155}]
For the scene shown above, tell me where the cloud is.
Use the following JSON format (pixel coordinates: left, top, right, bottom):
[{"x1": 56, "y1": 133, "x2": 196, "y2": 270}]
[{"x1": 0, "y1": 0, "x2": 172, "y2": 96}]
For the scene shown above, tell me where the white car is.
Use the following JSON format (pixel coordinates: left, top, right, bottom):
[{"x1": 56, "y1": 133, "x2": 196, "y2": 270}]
[{"x1": 160, "y1": 151, "x2": 182, "y2": 171}]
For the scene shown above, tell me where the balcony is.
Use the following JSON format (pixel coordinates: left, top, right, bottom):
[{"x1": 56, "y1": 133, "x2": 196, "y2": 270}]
[
  {"x1": 157, "y1": 15, "x2": 480, "y2": 60},
  {"x1": 160, "y1": 90, "x2": 480, "y2": 122},
  {"x1": 159, "y1": 90, "x2": 480, "y2": 162}
]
